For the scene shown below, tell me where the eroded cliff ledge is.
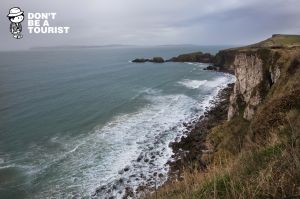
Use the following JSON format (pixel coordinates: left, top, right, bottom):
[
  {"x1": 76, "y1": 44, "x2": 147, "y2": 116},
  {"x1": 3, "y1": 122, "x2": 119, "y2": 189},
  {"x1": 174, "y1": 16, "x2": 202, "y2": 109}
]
[
  {"x1": 214, "y1": 34, "x2": 300, "y2": 121},
  {"x1": 225, "y1": 49, "x2": 281, "y2": 120}
]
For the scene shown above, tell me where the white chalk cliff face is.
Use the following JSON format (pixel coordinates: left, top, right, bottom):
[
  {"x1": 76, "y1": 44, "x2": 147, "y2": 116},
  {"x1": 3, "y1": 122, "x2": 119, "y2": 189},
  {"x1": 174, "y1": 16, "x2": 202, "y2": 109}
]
[{"x1": 227, "y1": 50, "x2": 281, "y2": 121}]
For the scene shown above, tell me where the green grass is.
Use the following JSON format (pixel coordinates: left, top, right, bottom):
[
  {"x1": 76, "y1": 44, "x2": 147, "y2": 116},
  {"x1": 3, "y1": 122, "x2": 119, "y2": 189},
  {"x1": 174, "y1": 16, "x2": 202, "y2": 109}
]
[
  {"x1": 196, "y1": 174, "x2": 231, "y2": 199},
  {"x1": 240, "y1": 144, "x2": 283, "y2": 176},
  {"x1": 208, "y1": 115, "x2": 249, "y2": 156},
  {"x1": 251, "y1": 34, "x2": 300, "y2": 48},
  {"x1": 270, "y1": 35, "x2": 300, "y2": 45}
]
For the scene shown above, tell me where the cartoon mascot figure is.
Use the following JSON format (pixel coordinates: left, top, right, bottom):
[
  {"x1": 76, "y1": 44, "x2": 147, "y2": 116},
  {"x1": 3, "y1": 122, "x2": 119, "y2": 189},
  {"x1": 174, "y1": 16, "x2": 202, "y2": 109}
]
[{"x1": 7, "y1": 7, "x2": 25, "y2": 39}]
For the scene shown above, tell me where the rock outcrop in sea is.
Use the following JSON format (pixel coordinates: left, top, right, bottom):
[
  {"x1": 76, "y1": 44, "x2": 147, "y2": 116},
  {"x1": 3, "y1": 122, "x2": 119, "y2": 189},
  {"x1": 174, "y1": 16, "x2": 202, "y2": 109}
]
[
  {"x1": 132, "y1": 52, "x2": 214, "y2": 64},
  {"x1": 132, "y1": 57, "x2": 165, "y2": 63},
  {"x1": 167, "y1": 52, "x2": 214, "y2": 63}
]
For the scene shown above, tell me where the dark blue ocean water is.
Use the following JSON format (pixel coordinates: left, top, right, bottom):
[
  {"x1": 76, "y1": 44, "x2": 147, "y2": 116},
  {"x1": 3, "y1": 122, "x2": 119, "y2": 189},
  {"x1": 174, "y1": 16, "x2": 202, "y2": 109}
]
[{"x1": 0, "y1": 46, "x2": 235, "y2": 199}]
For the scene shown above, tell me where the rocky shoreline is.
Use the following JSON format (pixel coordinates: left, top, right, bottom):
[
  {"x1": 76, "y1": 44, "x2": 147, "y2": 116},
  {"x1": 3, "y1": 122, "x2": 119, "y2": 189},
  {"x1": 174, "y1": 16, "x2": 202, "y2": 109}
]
[
  {"x1": 131, "y1": 83, "x2": 235, "y2": 199},
  {"x1": 134, "y1": 78, "x2": 235, "y2": 198},
  {"x1": 142, "y1": 34, "x2": 300, "y2": 199},
  {"x1": 167, "y1": 82, "x2": 234, "y2": 180},
  {"x1": 114, "y1": 67, "x2": 233, "y2": 199},
  {"x1": 91, "y1": 66, "x2": 234, "y2": 199},
  {"x1": 130, "y1": 50, "x2": 236, "y2": 198},
  {"x1": 106, "y1": 34, "x2": 299, "y2": 197}
]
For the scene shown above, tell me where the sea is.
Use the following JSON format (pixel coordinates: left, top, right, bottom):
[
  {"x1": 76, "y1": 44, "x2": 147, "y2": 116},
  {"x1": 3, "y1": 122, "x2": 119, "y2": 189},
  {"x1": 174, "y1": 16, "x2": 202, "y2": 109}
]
[{"x1": 0, "y1": 45, "x2": 235, "y2": 199}]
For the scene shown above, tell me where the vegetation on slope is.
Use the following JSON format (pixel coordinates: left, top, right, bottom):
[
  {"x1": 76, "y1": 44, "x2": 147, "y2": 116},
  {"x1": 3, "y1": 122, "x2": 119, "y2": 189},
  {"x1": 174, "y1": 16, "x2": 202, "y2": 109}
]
[
  {"x1": 146, "y1": 37, "x2": 300, "y2": 199},
  {"x1": 250, "y1": 34, "x2": 300, "y2": 48}
]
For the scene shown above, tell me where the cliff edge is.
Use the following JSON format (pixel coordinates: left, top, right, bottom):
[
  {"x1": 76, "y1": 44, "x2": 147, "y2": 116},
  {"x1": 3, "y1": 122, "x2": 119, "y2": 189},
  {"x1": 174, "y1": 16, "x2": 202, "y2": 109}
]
[
  {"x1": 146, "y1": 35, "x2": 300, "y2": 199},
  {"x1": 214, "y1": 35, "x2": 300, "y2": 121}
]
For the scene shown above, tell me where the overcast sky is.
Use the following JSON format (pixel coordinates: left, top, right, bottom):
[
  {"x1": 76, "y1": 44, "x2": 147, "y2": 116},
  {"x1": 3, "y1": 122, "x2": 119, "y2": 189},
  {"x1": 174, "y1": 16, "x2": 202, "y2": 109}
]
[{"x1": 1, "y1": 0, "x2": 300, "y2": 51}]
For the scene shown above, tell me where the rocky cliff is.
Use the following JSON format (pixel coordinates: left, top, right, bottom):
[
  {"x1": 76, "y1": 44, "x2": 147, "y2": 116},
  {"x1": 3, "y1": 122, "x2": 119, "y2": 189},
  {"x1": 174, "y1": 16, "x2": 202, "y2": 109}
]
[
  {"x1": 214, "y1": 35, "x2": 300, "y2": 121},
  {"x1": 146, "y1": 34, "x2": 300, "y2": 199},
  {"x1": 225, "y1": 49, "x2": 280, "y2": 120}
]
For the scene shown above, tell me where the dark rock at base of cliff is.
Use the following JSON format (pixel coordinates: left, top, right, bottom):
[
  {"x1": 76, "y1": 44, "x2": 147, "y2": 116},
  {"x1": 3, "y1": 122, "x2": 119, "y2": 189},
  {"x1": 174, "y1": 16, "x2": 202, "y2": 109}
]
[
  {"x1": 203, "y1": 65, "x2": 234, "y2": 74},
  {"x1": 212, "y1": 49, "x2": 236, "y2": 72},
  {"x1": 167, "y1": 83, "x2": 234, "y2": 180},
  {"x1": 122, "y1": 187, "x2": 134, "y2": 199},
  {"x1": 167, "y1": 52, "x2": 214, "y2": 63},
  {"x1": 204, "y1": 65, "x2": 220, "y2": 71}
]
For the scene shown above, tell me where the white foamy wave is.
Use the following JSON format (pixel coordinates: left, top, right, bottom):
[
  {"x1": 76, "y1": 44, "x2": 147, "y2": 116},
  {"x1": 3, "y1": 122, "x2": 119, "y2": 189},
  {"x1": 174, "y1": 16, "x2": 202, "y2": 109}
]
[
  {"x1": 23, "y1": 91, "x2": 200, "y2": 199},
  {"x1": 10, "y1": 73, "x2": 235, "y2": 199},
  {"x1": 178, "y1": 74, "x2": 235, "y2": 90},
  {"x1": 178, "y1": 79, "x2": 208, "y2": 89},
  {"x1": 204, "y1": 75, "x2": 234, "y2": 88},
  {"x1": 185, "y1": 62, "x2": 199, "y2": 66},
  {"x1": 0, "y1": 164, "x2": 16, "y2": 169},
  {"x1": 200, "y1": 75, "x2": 235, "y2": 110},
  {"x1": 92, "y1": 93, "x2": 199, "y2": 198},
  {"x1": 185, "y1": 62, "x2": 210, "y2": 68}
]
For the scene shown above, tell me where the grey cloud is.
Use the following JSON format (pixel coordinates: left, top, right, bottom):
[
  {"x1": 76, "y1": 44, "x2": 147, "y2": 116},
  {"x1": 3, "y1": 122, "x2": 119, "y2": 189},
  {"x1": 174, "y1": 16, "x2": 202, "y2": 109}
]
[{"x1": 0, "y1": 0, "x2": 299, "y2": 51}]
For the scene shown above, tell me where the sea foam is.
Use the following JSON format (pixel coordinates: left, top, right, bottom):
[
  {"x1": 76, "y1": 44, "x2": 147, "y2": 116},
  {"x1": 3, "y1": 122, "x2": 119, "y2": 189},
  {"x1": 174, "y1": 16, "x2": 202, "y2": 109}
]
[
  {"x1": 178, "y1": 79, "x2": 208, "y2": 89},
  {"x1": 178, "y1": 74, "x2": 235, "y2": 90},
  {"x1": 5, "y1": 75, "x2": 235, "y2": 199}
]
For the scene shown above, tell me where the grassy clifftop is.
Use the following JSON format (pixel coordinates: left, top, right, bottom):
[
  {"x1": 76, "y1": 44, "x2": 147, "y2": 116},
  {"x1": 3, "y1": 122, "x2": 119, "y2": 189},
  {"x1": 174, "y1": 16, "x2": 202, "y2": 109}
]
[
  {"x1": 249, "y1": 34, "x2": 300, "y2": 48},
  {"x1": 214, "y1": 35, "x2": 300, "y2": 70},
  {"x1": 146, "y1": 36, "x2": 300, "y2": 199}
]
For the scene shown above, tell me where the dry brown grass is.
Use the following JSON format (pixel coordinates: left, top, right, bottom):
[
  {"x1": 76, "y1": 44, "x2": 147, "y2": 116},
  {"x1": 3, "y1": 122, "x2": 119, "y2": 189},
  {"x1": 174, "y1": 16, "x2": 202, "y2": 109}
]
[
  {"x1": 146, "y1": 126, "x2": 300, "y2": 199},
  {"x1": 144, "y1": 47, "x2": 300, "y2": 199}
]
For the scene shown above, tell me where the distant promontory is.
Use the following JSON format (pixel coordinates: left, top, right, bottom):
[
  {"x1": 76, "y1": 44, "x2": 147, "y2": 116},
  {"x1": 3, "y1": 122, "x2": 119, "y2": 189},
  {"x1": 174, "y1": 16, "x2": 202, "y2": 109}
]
[{"x1": 132, "y1": 51, "x2": 214, "y2": 64}]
